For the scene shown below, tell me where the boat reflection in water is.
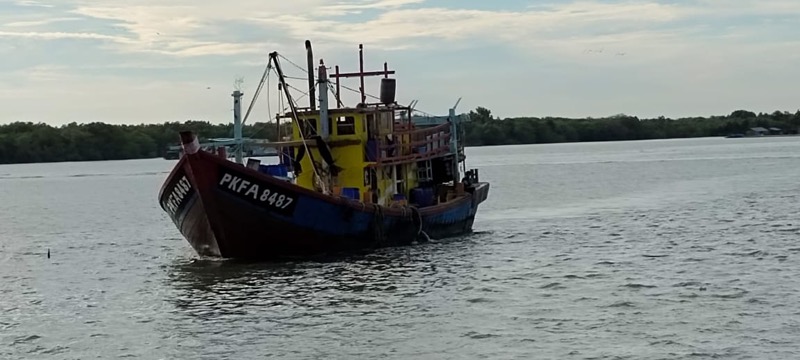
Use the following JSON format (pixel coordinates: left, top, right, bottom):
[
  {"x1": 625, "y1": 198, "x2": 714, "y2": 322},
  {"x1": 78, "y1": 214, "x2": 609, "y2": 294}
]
[{"x1": 161, "y1": 233, "x2": 486, "y2": 331}]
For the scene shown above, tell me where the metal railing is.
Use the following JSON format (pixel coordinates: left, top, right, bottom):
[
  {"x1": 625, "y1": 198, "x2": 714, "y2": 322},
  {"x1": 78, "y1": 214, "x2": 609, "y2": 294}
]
[{"x1": 367, "y1": 123, "x2": 452, "y2": 166}]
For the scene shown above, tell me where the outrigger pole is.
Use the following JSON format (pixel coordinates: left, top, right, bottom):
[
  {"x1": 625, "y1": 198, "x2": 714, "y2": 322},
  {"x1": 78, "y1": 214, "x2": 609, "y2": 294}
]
[{"x1": 268, "y1": 50, "x2": 324, "y2": 189}]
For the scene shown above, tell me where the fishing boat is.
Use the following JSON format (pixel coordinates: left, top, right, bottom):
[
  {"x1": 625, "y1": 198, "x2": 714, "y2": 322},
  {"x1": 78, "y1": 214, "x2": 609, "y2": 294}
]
[{"x1": 158, "y1": 40, "x2": 489, "y2": 259}]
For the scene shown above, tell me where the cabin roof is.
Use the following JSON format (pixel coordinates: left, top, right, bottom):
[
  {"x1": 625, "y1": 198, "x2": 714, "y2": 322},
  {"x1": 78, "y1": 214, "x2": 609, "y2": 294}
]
[{"x1": 279, "y1": 104, "x2": 412, "y2": 119}]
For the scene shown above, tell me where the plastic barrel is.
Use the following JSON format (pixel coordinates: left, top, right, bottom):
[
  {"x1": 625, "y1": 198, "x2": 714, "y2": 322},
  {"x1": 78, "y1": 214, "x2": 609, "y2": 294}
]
[
  {"x1": 412, "y1": 188, "x2": 434, "y2": 207},
  {"x1": 259, "y1": 164, "x2": 288, "y2": 177},
  {"x1": 380, "y1": 78, "x2": 396, "y2": 104},
  {"x1": 421, "y1": 188, "x2": 435, "y2": 207},
  {"x1": 366, "y1": 140, "x2": 378, "y2": 161},
  {"x1": 341, "y1": 187, "x2": 360, "y2": 200},
  {"x1": 410, "y1": 188, "x2": 423, "y2": 205}
]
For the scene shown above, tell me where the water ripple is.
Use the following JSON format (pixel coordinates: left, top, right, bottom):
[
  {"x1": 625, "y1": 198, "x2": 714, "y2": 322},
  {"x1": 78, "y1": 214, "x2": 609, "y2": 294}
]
[{"x1": 4, "y1": 141, "x2": 800, "y2": 359}]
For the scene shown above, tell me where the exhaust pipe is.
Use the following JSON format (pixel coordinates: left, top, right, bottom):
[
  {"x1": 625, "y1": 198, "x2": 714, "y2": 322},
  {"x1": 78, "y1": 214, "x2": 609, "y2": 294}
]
[{"x1": 305, "y1": 40, "x2": 316, "y2": 110}]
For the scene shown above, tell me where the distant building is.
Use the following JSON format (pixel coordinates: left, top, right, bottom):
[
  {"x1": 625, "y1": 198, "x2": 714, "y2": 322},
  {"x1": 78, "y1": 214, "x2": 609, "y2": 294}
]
[
  {"x1": 768, "y1": 127, "x2": 783, "y2": 135},
  {"x1": 747, "y1": 127, "x2": 769, "y2": 136}
]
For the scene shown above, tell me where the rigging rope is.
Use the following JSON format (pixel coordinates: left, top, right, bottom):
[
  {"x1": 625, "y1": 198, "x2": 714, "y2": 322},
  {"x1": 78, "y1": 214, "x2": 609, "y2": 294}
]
[
  {"x1": 278, "y1": 54, "x2": 308, "y2": 74},
  {"x1": 233, "y1": 62, "x2": 276, "y2": 146},
  {"x1": 373, "y1": 205, "x2": 385, "y2": 246},
  {"x1": 326, "y1": 82, "x2": 342, "y2": 107},
  {"x1": 338, "y1": 82, "x2": 381, "y2": 102},
  {"x1": 285, "y1": 83, "x2": 309, "y2": 97},
  {"x1": 242, "y1": 62, "x2": 271, "y2": 126},
  {"x1": 409, "y1": 206, "x2": 423, "y2": 236},
  {"x1": 272, "y1": 55, "x2": 323, "y2": 189}
]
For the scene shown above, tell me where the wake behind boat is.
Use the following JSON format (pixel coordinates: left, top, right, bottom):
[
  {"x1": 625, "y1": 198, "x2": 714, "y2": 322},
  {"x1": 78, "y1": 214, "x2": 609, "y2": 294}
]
[{"x1": 158, "y1": 40, "x2": 489, "y2": 259}]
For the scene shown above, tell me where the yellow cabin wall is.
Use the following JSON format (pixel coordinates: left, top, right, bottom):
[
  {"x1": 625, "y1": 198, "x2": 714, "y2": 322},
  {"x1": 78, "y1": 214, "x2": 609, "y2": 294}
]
[
  {"x1": 291, "y1": 117, "x2": 318, "y2": 192},
  {"x1": 289, "y1": 112, "x2": 422, "y2": 206},
  {"x1": 333, "y1": 143, "x2": 367, "y2": 194},
  {"x1": 292, "y1": 114, "x2": 374, "y2": 201}
]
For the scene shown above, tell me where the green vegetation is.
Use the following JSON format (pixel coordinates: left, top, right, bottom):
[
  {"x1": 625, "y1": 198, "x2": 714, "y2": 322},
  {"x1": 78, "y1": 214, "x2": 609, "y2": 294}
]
[
  {"x1": 1, "y1": 107, "x2": 798, "y2": 164},
  {"x1": 0, "y1": 121, "x2": 290, "y2": 164},
  {"x1": 463, "y1": 107, "x2": 800, "y2": 146}
]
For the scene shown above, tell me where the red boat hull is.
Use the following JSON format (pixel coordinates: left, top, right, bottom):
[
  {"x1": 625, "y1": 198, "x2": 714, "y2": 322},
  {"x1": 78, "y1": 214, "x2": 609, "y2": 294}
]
[{"x1": 158, "y1": 151, "x2": 489, "y2": 259}]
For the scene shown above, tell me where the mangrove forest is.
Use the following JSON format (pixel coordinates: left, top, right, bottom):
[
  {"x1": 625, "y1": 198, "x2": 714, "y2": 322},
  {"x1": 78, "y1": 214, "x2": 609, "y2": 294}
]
[{"x1": 0, "y1": 107, "x2": 798, "y2": 164}]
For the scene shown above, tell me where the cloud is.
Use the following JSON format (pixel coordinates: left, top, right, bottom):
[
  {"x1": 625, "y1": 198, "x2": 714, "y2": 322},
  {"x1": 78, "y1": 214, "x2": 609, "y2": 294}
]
[
  {"x1": 65, "y1": 0, "x2": 415, "y2": 57},
  {"x1": 14, "y1": 0, "x2": 53, "y2": 8},
  {"x1": 3, "y1": 0, "x2": 800, "y2": 124},
  {"x1": 0, "y1": 30, "x2": 125, "y2": 41},
  {"x1": 11, "y1": 0, "x2": 800, "y2": 61},
  {"x1": 256, "y1": 2, "x2": 685, "y2": 48},
  {"x1": 316, "y1": 0, "x2": 426, "y2": 16},
  {"x1": 3, "y1": 17, "x2": 81, "y2": 27}
]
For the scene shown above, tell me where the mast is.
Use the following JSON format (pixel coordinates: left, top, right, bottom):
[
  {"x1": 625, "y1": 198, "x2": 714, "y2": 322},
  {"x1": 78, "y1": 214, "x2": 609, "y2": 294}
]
[
  {"x1": 318, "y1": 59, "x2": 330, "y2": 139},
  {"x1": 359, "y1": 44, "x2": 365, "y2": 104},
  {"x1": 335, "y1": 65, "x2": 341, "y2": 108},
  {"x1": 449, "y1": 97, "x2": 462, "y2": 182},
  {"x1": 269, "y1": 51, "x2": 325, "y2": 189},
  {"x1": 232, "y1": 90, "x2": 244, "y2": 164}
]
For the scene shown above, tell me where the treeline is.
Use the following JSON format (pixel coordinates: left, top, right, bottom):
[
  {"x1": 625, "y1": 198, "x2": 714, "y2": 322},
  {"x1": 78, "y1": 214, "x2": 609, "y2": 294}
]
[
  {"x1": 463, "y1": 108, "x2": 800, "y2": 146},
  {"x1": 0, "y1": 121, "x2": 290, "y2": 164},
  {"x1": 1, "y1": 107, "x2": 799, "y2": 164}
]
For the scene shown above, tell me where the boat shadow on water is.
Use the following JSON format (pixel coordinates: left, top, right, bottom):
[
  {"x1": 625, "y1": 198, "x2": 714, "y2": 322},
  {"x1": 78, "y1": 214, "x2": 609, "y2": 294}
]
[{"x1": 162, "y1": 231, "x2": 492, "y2": 318}]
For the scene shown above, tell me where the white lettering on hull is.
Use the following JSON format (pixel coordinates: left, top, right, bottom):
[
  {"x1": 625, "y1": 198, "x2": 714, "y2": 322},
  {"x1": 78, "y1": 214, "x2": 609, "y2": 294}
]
[
  {"x1": 218, "y1": 172, "x2": 296, "y2": 212},
  {"x1": 164, "y1": 175, "x2": 193, "y2": 217}
]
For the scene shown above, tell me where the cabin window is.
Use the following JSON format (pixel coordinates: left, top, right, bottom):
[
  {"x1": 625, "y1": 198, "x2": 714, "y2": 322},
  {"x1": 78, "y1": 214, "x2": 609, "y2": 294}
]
[
  {"x1": 394, "y1": 164, "x2": 405, "y2": 195},
  {"x1": 301, "y1": 118, "x2": 317, "y2": 137},
  {"x1": 336, "y1": 116, "x2": 356, "y2": 135}
]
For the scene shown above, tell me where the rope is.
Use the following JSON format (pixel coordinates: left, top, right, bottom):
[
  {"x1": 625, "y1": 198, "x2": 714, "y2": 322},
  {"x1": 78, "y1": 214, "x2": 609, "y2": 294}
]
[
  {"x1": 285, "y1": 83, "x2": 310, "y2": 98},
  {"x1": 336, "y1": 81, "x2": 436, "y2": 116},
  {"x1": 242, "y1": 63, "x2": 271, "y2": 126},
  {"x1": 278, "y1": 54, "x2": 308, "y2": 74},
  {"x1": 272, "y1": 56, "x2": 322, "y2": 187},
  {"x1": 327, "y1": 82, "x2": 342, "y2": 108},
  {"x1": 373, "y1": 205, "x2": 385, "y2": 246},
  {"x1": 339, "y1": 82, "x2": 382, "y2": 102},
  {"x1": 409, "y1": 206, "x2": 423, "y2": 236},
  {"x1": 321, "y1": 67, "x2": 435, "y2": 116},
  {"x1": 276, "y1": 54, "x2": 318, "y2": 96}
]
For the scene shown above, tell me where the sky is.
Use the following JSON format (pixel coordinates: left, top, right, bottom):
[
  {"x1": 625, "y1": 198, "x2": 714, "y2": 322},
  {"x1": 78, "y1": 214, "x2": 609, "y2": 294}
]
[{"x1": 1, "y1": 0, "x2": 799, "y2": 125}]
